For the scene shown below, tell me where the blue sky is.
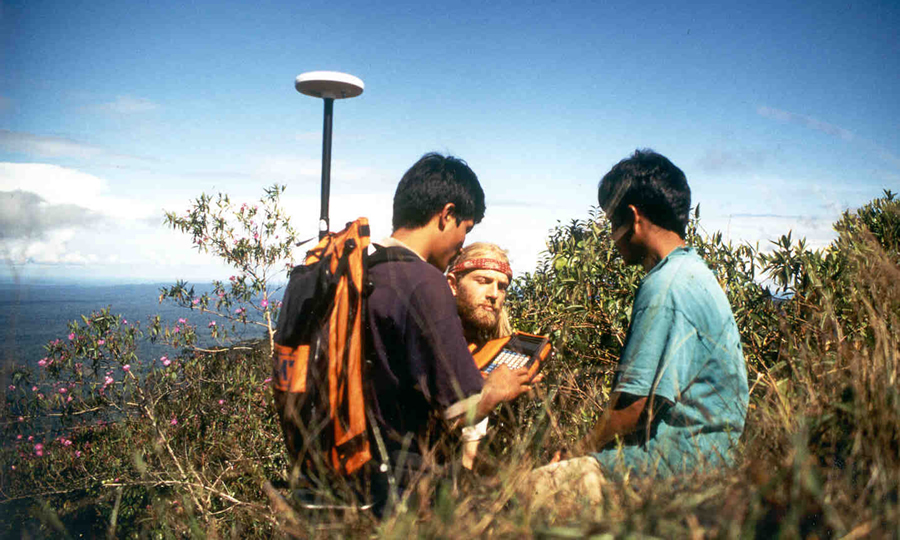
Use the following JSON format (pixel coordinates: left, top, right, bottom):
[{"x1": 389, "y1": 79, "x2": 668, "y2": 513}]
[{"x1": 1, "y1": 0, "x2": 898, "y2": 283}]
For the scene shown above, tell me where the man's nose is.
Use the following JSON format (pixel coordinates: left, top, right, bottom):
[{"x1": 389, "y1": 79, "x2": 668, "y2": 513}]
[{"x1": 485, "y1": 283, "x2": 499, "y2": 300}]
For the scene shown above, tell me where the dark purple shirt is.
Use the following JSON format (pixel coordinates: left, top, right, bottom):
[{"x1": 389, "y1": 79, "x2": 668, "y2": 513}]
[{"x1": 366, "y1": 247, "x2": 484, "y2": 460}]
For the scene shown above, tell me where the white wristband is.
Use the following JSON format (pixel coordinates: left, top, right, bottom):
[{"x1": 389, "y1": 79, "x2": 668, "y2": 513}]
[{"x1": 461, "y1": 417, "x2": 489, "y2": 442}]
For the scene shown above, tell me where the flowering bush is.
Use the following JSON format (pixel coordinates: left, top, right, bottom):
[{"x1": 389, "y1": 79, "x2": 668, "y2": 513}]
[
  {"x1": 1, "y1": 186, "x2": 298, "y2": 537},
  {"x1": 159, "y1": 184, "x2": 297, "y2": 354}
]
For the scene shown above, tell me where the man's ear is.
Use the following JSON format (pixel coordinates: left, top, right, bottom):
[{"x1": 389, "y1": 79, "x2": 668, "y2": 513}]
[
  {"x1": 438, "y1": 203, "x2": 456, "y2": 231},
  {"x1": 626, "y1": 205, "x2": 642, "y2": 231},
  {"x1": 446, "y1": 272, "x2": 458, "y2": 296}
]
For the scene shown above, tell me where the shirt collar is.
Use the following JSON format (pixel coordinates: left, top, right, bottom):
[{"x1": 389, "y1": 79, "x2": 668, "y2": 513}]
[
  {"x1": 647, "y1": 245, "x2": 693, "y2": 276},
  {"x1": 376, "y1": 236, "x2": 427, "y2": 262}
]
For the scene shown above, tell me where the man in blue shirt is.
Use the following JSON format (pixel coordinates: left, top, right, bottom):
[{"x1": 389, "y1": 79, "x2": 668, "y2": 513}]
[{"x1": 523, "y1": 150, "x2": 748, "y2": 504}]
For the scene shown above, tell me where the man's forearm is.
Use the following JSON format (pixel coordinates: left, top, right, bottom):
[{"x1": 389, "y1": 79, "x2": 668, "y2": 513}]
[
  {"x1": 475, "y1": 384, "x2": 503, "y2": 421},
  {"x1": 577, "y1": 393, "x2": 648, "y2": 454}
]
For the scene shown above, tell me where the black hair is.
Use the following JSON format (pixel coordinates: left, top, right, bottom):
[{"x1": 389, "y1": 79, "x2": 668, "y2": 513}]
[
  {"x1": 597, "y1": 149, "x2": 691, "y2": 238},
  {"x1": 392, "y1": 153, "x2": 486, "y2": 231}
]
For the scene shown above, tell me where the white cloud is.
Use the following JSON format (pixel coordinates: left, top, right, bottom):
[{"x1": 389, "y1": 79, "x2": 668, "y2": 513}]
[
  {"x1": 4, "y1": 229, "x2": 88, "y2": 265},
  {"x1": 701, "y1": 213, "x2": 837, "y2": 252},
  {"x1": 0, "y1": 163, "x2": 200, "y2": 278},
  {"x1": 0, "y1": 129, "x2": 150, "y2": 163},
  {"x1": 0, "y1": 162, "x2": 157, "y2": 221},
  {"x1": 0, "y1": 130, "x2": 108, "y2": 159},
  {"x1": 757, "y1": 105, "x2": 855, "y2": 142},
  {"x1": 0, "y1": 161, "x2": 579, "y2": 281},
  {"x1": 757, "y1": 105, "x2": 900, "y2": 171},
  {"x1": 84, "y1": 96, "x2": 160, "y2": 114},
  {"x1": 0, "y1": 190, "x2": 101, "y2": 239}
]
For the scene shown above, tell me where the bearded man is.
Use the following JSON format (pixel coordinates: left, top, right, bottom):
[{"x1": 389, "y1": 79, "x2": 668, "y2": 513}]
[
  {"x1": 446, "y1": 242, "x2": 513, "y2": 346},
  {"x1": 446, "y1": 242, "x2": 515, "y2": 469}
]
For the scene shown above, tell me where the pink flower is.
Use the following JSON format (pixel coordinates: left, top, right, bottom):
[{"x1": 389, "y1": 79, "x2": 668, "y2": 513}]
[
  {"x1": 218, "y1": 399, "x2": 225, "y2": 405},
  {"x1": 17, "y1": 434, "x2": 22, "y2": 440},
  {"x1": 260, "y1": 299, "x2": 269, "y2": 308},
  {"x1": 123, "y1": 319, "x2": 128, "y2": 325},
  {"x1": 67, "y1": 396, "x2": 73, "y2": 403},
  {"x1": 208, "y1": 321, "x2": 216, "y2": 328},
  {"x1": 59, "y1": 387, "x2": 67, "y2": 394},
  {"x1": 68, "y1": 333, "x2": 75, "y2": 341},
  {"x1": 104, "y1": 376, "x2": 114, "y2": 386},
  {"x1": 17, "y1": 416, "x2": 23, "y2": 422},
  {"x1": 217, "y1": 291, "x2": 225, "y2": 297},
  {"x1": 234, "y1": 307, "x2": 244, "y2": 314},
  {"x1": 34, "y1": 443, "x2": 44, "y2": 457},
  {"x1": 31, "y1": 386, "x2": 37, "y2": 392},
  {"x1": 7, "y1": 385, "x2": 14, "y2": 391},
  {"x1": 263, "y1": 377, "x2": 272, "y2": 385},
  {"x1": 97, "y1": 339, "x2": 105, "y2": 346},
  {"x1": 122, "y1": 365, "x2": 131, "y2": 372},
  {"x1": 178, "y1": 318, "x2": 187, "y2": 324},
  {"x1": 75, "y1": 450, "x2": 82, "y2": 458},
  {"x1": 162, "y1": 356, "x2": 171, "y2": 367},
  {"x1": 63, "y1": 439, "x2": 72, "y2": 447},
  {"x1": 173, "y1": 326, "x2": 180, "y2": 334},
  {"x1": 192, "y1": 298, "x2": 200, "y2": 305},
  {"x1": 170, "y1": 417, "x2": 178, "y2": 426},
  {"x1": 38, "y1": 358, "x2": 47, "y2": 367},
  {"x1": 10, "y1": 465, "x2": 15, "y2": 470},
  {"x1": 28, "y1": 436, "x2": 33, "y2": 442}
]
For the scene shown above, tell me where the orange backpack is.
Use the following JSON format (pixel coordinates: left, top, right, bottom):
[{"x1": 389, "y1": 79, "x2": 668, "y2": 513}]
[{"x1": 273, "y1": 218, "x2": 372, "y2": 476}]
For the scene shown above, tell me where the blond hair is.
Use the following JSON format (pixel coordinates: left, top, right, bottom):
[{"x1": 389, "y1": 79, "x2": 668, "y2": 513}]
[{"x1": 447, "y1": 242, "x2": 513, "y2": 341}]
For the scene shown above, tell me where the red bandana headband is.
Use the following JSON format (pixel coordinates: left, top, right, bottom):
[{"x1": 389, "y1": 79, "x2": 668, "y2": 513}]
[{"x1": 449, "y1": 258, "x2": 512, "y2": 279}]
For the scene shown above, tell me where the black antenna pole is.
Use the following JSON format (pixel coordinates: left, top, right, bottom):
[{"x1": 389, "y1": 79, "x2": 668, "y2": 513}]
[
  {"x1": 320, "y1": 97, "x2": 334, "y2": 239},
  {"x1": 295, "y1": 72, "x2": 363, "y2": 240}
]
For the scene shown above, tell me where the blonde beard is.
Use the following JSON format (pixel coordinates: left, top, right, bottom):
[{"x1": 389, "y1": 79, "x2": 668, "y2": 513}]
[{"x1": 459, "y1": 303, "x2": 512, "y2": 347}]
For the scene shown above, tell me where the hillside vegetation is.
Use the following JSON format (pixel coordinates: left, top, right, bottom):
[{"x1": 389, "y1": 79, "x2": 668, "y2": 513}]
[{"x1": 1, "y1": 189, "x2": 898, "y2": 538}]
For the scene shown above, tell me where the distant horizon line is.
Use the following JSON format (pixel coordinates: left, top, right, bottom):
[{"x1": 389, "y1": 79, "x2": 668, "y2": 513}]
[{"x1": 0, "y1": 275, "x2": 290, "y2": 288}]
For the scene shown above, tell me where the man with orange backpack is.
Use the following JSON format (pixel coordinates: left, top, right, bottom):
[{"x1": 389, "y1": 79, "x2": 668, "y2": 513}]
[
  {"x1": 273, "y1": 152, "x2": 535, "y2": 517},
  {"x1": 364, "y1": 153, "x2": 535, "y2": 514}
]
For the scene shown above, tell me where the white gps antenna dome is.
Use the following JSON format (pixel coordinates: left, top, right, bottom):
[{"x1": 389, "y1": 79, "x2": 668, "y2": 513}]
[{"x1": 295, "y1": 71, "x2": 364, "y2": 100}]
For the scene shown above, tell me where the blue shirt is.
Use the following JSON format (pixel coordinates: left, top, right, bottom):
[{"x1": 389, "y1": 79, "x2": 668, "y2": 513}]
[{"x1": 593, "y1": 247, "x2": 749, "y2": 477}]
